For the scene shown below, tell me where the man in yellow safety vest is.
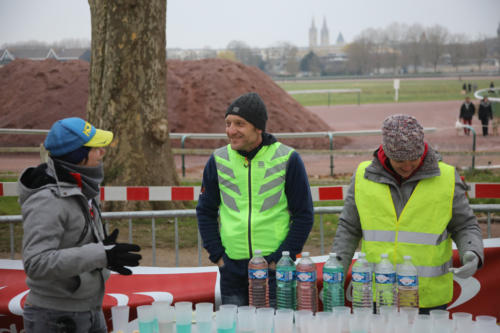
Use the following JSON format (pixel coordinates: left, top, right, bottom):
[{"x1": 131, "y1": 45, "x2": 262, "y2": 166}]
[{"x1": 332, "y1": 114, "x2": 484, "y2": 314}]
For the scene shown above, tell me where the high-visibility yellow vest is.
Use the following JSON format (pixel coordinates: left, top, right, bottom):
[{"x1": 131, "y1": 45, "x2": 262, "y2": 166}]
[
  {"x1": 214, "y1": 142, "x2": 293, "y2": 259},
  {"x1": 355, "y1": 161, "x2": 455, "y2": 308}
]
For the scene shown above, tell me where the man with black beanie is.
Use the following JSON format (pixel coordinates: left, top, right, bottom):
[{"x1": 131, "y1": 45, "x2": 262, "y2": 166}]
[
  {"x1": 19, "y1": 117, "x2": 142, "y2": 332},
  {"x1": 197, "y1": 92, "x2": 314, "y2": 306}
]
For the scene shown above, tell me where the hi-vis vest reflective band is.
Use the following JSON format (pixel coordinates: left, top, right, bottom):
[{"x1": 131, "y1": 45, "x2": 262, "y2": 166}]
[
  {"x1": 214, "y1": 142, "x2": 293, "y2": 260},
  {"x1": 355, "y1": 161, "x2": 455, "y2": 308}
]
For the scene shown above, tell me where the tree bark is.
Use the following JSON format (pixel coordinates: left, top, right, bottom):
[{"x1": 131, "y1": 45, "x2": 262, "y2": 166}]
[{"x1": 87, "y1": 0, "x2": 179, "y2": 210}]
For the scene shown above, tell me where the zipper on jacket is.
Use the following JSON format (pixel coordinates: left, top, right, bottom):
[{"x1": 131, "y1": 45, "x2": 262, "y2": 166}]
[{"x1": 247, "y1": 159, "x2": 253, "y2": 258}]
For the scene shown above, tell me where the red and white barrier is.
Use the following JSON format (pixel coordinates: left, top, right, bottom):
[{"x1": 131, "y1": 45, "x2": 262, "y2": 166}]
[
  {"x1": 1, "y1": 239, "x2": 499, "y2": 331},
  {"x1": 1, "y1": 183, "x2": 499, "y2": 201}
]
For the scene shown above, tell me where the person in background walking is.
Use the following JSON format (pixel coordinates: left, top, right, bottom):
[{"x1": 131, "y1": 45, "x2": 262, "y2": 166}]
[
  {"x1": 196, "y1": 92, "x2": 314, "y2": 306},
  {"x1": 478, "y1": 96, "x2": 493, "y2": 136},
  {"x1": 459, "y1": 96, "x2": 475, "y2": 135},
  {"x1": 19, "y1": 117, "x2": 142, "y2": 333},
  {"x1": 331, "y1": 114, "x2": 484, "y2": 314}
]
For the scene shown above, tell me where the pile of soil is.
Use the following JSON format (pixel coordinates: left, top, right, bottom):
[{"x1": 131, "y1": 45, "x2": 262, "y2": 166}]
[{"x1": 0, "y1": 59, "x2": 346, "y2": 149}]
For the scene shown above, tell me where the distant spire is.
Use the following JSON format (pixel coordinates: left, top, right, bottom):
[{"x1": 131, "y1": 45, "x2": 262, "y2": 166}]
[
  {"x1": 336, "y1": 32, "x2": 345, "y2": 45},
  {"x1": 320, "y1": 17, "x2": 329, "y2": 47},
  {"x1": 309, "y1": 17, "x2": 318, "y2": 49}
]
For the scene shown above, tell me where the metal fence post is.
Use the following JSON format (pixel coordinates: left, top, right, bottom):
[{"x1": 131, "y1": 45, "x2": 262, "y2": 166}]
[
  {"x1": 175, "y1": 217, "x2": 179, "y2": 267},
  {"x1": 328, "y1": 132, "x2": 334, "y2": 176},
  {"x1": 463, "y1": 125, "x2": 476, "y2": 169},
  {"x1": 152, "y1": 217, "x2": 156, "y2": 267}
]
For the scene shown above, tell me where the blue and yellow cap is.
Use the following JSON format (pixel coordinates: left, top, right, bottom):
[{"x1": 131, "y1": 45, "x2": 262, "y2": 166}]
[{"x1": 44, "y1": 117, "x2": 113, "y2": 157}]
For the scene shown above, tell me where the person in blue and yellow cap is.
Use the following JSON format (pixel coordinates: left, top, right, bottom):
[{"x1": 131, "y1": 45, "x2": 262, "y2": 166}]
[{"x1": 18, "y1": 117, "x2": 141, "y2": 333}]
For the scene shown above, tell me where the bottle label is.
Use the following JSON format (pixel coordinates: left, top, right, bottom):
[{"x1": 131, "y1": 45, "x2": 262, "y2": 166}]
[
  {"x1": 375, "y1": 272, "x2": 396, "y2": 284},
  {"x1": 276, "y1": 269, "x2": 294, "y2": 282},
  {"x1": 351, "y1": 271, "x2": 372, "y2": 283},
  {"x1": 249, "y1": 269, "x2": 268, "y2": 280},
  {"x1": 398, "y1": 275, "x2": 418, "y2": 287},
  {"x1": 296, "y1": 271, "x2": 316, "y2": 282},
  {"x1": 323, "y1": 271, "x2": 343, "y2": 283}
]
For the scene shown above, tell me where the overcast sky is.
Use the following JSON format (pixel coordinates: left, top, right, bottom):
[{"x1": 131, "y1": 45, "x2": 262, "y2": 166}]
[{"x1": 1, "y1": 0, "x2": 499, "y2": 49}]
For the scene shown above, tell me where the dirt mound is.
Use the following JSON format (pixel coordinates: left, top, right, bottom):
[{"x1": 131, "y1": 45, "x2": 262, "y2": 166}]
[{"x1": 0, "y1": 58, "x2": 343, "y2": 149}]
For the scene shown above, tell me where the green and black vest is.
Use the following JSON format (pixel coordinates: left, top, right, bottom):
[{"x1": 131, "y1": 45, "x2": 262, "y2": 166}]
[{"x1": 214, "y1": 142, "x2": 294, "y2": 259}]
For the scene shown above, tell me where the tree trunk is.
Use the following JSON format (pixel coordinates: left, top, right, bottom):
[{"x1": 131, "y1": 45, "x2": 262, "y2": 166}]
[{"x1": 87, "y1": 0, "x2": 180, "y2": 210}]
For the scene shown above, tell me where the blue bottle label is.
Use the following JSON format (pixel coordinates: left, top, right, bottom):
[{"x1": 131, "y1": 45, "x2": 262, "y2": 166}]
[
  {"x1": 296, "y1": 271, "x2": 316, "y2": 282},
  {"x1": 398, "y1": 275, "x2": 418, "y2": 287},
  {"x1": 352, "y1": 271, "x2": 372, "y2": 283},
  {"x1": 375, "y1": 272, "x2": 396, "y2": 284},
  {"x1": 276, "y1": 269, "x2": 294, "y2": 282},
  {"x1": 323, "y1": 271, "x2": 343, "y2": 283},
  {"x1": 249, "y1": 269, "x2": 268, "y2": 279}
]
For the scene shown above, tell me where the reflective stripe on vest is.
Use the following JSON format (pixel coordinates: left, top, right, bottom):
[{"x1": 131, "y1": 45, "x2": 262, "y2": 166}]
[
  {"x1": 214, "y1": 142, "x2": 293, "y2": 259},
  {"x1": 355, "y1": 160, "x2": 455, "y2": 308}
]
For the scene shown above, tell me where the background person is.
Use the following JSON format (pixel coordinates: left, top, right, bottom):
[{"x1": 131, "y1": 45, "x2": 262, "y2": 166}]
[
  {"x1": 331, "y1": 114, "x2": 484, "y2": 314},
  {"x1": 19, "y1": 117, "x2": 142, "y2": 333},
  {"x1": 196, "y1": 92, "x2": 314, "y2": 306},
  {"x1": 478, "y1": 96, "x2": 493, "y2": 136},
  {"x1": 459, "y1": 96, "x2": 475, "y2": 135}
]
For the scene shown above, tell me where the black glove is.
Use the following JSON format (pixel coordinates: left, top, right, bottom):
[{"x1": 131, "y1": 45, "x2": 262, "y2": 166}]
[
  {"x1": 103, "y1": 228, "x2": 119, "y2": 245},
  {"x1": 105, "y1": 242, "x2": 142, "y2": 275}
]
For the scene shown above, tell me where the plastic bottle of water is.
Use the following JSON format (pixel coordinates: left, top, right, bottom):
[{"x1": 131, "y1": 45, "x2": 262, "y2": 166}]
[
  {"x1": 397, "y1": 255, "x2": 419, "y2": 310},
  {"x1": 322, "y1": 252, "x2": 344, "y2": 311},
  {"x1": 351, "y1": 252, "x2": 373, "y2": 310},
  {"x1": 375, "y1": 253, "x2": 396, "y2": 312},
  {"x1": 296, "y1": 251, "x2": 318, "y2": 313},
  {"x1": 276, "y1": 251, "x2": 296, "y2": 310},
  {"x1": 248, "y1": 249, "x2": 269, "y2": 308}
]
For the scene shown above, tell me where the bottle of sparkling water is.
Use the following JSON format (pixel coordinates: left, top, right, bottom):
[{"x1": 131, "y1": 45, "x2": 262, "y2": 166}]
[
  {"x1": 397, "y1": 255, "x2": 419, "y2": 310},
  {"x1": 375, "y1": 253, "x2": 396, "y2": 312},
  {"x1": 276, "y1": 251, "x2": 296, "y2": 310},
  {"x1": 296, "y1": 252, "x2": 318, "y2": 313},
  {"x1": 351, "y1": 252, "x2": 373, "y2": 310},
  {"x1": 248, "y1": 249, "x2": 269, "y2": 308},
  {"x1": 322, "y1": 252, "x2": 344, "y2": 311}
]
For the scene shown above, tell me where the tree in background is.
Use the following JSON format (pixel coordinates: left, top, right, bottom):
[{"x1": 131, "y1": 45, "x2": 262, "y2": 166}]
[
  {"x1": 300, "y1": 51, "x2": 322, "y2": 75},
  {"x1": 448, "y1": 33, "x2": 467, "y2": 72},
  {"x1": 88, "y1": 0, "x2": 179, "y2": 210},
  {"x1": 424, "y1": 25, "x2": 449, "y2": 72}
]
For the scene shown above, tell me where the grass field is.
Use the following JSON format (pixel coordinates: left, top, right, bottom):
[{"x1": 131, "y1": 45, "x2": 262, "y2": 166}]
[{"x1": 279, "y1": 78, "x2": 500, "y2": 107}]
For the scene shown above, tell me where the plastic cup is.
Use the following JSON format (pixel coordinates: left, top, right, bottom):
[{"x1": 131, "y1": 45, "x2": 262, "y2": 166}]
[
  {"x1": 152, "y1": 301, "x2": 175, "y2": 333},
  {"x1": 111, "y1": 305, "x2": 129, "y2": 333},
  {"x1": 400, "y1": 307, "x2": 418, "y2": 324},
  {"x1": 137, "y1": 305, "x2": 157, "y2": 333},
  {"x1": 391, "y1": 311, "x2": 409, "y2": 332},
  {"x1": 370, "y1": 314, "x2": 385, "y2": 333},
  {"x1": 295, "y1": 309, "x2": 313, "y2": 333},
  {"x1": 195, "y1": 303, "x2": 213, "y2": 333},
  {"x1": 315, "y1": 311, "x2": 332, "y2": 333},
  {"x1": 351, "y1": 309, "x2": 370, "y2": 333},
  {"x1": 175, "y1": 301, "x2": 193, "y2": 333},
  {"x1": 237, "y1": 305, "x2": 256, "y2": 332},
  {"x1": 452, "y1": 312, "x2": 472, "y2": 332},
  {"x1": 475, "y1": 315, "x2": 497, "y2": 331},
  {"x1": 332, "y1": 306, "x2": 351, "y2": 333},
  {"x1": 411, "y1": 314, "x2": 431, "y2": 333},
  {"x1": 379, "y1": 305, "x2": 396, "y2": 324},
  {"x1": 216, "y1": 309, "x2": 235, "y2": 333},
  {"x1": 429, "y1": 309, "x2": 449, "y2": 323},
  {"x1": 274, "y1": 309, "x2": 294, "y2": 333},
  {"x1": 256, "y1": 307, "x2": 274, "y2": 333}
]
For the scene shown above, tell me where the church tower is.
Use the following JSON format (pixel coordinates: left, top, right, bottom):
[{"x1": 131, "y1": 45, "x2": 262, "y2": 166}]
[
  {"x1": 309, "y1": 18, "x2": 318, "y2": 49},
  {"x1": 320, "y1": 17, "x2": 329, "y2": 47}
]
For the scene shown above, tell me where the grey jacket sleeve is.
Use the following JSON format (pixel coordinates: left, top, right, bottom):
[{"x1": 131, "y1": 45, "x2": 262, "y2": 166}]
[
  {"x1": 447, "y1": 171, "x2": 484, "y2": 267},
  {"x1": 331, "y1": 175, "x2": 362, "y2": 273},
  {"x1": 22, "y1": 191, "x2": 108, "y2": 280}
]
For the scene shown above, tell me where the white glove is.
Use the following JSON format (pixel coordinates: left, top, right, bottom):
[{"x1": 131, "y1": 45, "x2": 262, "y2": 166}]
[{"x1": 449, "y1": 251, "x2": 479, "y2": 279}]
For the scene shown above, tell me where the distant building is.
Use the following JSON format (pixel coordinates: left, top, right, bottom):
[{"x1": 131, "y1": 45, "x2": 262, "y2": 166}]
[
  {"x1": 309, "y1": 19, "x2": 318, "y2": 49},
  {"x1": 0, "y1": 48, "x2": 89, "y2": 65},
  {"x1": 320, "y1": 17, "x2": 329, "y2": 47},
  {"x1": 307, "y1": 17, "x2": 346, "y2": 57}
]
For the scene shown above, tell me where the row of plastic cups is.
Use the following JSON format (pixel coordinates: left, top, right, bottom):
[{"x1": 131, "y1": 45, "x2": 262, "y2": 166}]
[
  {"x1": 215, "y1": 304, "x2": 275, "y2": 332},
  {"x1": 111, "y1": 301, "x2": 214, "y2": 333}
]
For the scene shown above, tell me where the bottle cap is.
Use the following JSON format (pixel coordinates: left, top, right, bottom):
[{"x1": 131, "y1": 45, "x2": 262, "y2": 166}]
[
  {"x1": 359, "y1": 252, "x2": 366, "y2": 258},
  {"x1": 329, "y1": 252, "x2": 337, "y2": 257},
  {"x1": 381, "y1": 253, "x2": 388, "y2": 258},
  {"x1": 254, "y1": 249, "x2": 262, "y2": 255},
  {"x1": 404, "y1": 255, "x2": 412, "y2": 260},
  {"x1": 302, "y1": 251, "x2": 310, "y2": 257},
  {"x1": 282, "y1": 251, "x2": 289, "y2": 256}
]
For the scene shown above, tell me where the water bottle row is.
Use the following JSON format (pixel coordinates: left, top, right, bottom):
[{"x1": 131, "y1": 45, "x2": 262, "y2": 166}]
[
  {"x1": 352, "y1": 252, "x2": 419, "y2": 312},
  {"x1": 249, "y1": 249, "x2": 419, "y2": 313}
]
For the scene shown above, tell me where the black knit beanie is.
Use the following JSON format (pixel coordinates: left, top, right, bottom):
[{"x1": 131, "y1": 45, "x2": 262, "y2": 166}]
[{"x1": 225, "y1": 92, "x2": 268, "y2": 131}]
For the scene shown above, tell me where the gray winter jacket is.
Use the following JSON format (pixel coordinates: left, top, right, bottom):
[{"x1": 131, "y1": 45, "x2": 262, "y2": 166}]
[
  {"x1": 332, "y1": 146, "x2": 484, "y2": 275},
  {"x1": 18, "y1": 158, "x2": 110, "y2": 312}
]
